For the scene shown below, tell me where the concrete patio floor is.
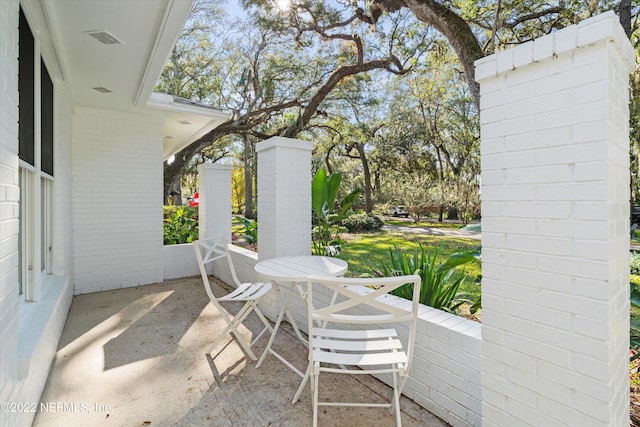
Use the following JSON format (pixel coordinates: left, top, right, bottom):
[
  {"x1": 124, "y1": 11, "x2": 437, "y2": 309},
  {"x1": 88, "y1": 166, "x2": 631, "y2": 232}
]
[{"x1": 33, "y1": 276, "x2": 449, "y2": 427}]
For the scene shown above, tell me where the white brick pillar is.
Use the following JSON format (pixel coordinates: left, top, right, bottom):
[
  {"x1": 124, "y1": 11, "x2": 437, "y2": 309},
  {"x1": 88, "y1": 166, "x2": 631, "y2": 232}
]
[
  {"x1": 476, "y1": 12, "x2": 635, "y2": 426},
  {"x1": 198, "y1": 163, "x2": 232, "y2": 241},
  {"x1": 256, "y1": 136, "x2": 313, "y2": 260}
]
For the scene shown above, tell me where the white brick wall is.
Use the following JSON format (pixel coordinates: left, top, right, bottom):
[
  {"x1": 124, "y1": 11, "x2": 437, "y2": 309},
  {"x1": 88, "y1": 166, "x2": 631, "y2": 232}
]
[
  {"x1": 0, "y1": 4, "x2": 74, "y2": 426},
  {"x1": 0, "y1": 0, "x2": 20, "y2": 416},
  {"x1": 476, "y1": 12, "x2": 635, "y2": 426},
  {"x1": 256, "y1": 137, "x2": 313, "y2": 260},
  {"x1": 72, "y1": 108, "x2": 164, "y2": 294},
  {"x1": 198, "y1": 163, "x2": 232, "y2": 241},
  {"x1": 51, "y1": 81, "x2": 73, "y2": 277}
]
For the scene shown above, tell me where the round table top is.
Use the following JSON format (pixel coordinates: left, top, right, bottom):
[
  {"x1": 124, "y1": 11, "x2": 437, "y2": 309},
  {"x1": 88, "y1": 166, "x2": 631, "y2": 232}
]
[{"x1": 254, "y1": 255, "x2": 348, "y2": 282}]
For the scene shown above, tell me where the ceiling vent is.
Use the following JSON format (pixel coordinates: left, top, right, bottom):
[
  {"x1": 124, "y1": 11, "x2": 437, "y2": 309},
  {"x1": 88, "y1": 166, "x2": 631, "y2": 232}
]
[
  {"x1": 85, "y1": 30, "x2": 124, "y2": 45},
  {"x1": 92, "y1": 86, "x2": 113, "y2": 94},
  {"x1": 177, "y1": 120, "x2": 192, "y2": 125}
]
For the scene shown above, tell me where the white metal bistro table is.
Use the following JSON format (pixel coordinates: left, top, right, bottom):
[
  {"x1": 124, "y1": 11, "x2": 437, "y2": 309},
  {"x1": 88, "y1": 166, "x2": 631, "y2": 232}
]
[{"x1": 254, "y1": 255, "x2": 348, "y2": 376}]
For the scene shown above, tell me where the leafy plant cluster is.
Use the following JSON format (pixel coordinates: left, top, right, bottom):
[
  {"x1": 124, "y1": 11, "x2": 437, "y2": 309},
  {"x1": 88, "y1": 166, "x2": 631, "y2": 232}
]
[
  {"x1": 163, "y1": 206, "x2": 198, "y2": 245},
  {"x1": 311, "y1": 169, "x2": 361, "y2": 256},
  {"x1": 632, "y1": 280, "x2": 640, "y2": 361},
  {"x1": 235, "y1": 216, "x2": 258, "y2": 250},
  {"x1": 632, "y1": 251, "x2": 640, "y2": 275},
  {"x1": 340, "y1": 212, "x2": 384, "y2": 232},
  {"x1": 375, "y1": 244, "x2": 480, "y2": 314}
]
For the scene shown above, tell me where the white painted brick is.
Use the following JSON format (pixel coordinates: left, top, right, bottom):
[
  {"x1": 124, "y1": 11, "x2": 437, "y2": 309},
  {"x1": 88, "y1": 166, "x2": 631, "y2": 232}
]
[
  {"x1": 554, "y1": 24, "x2": 578, "y2": 55},
  {"x1": 474, "y1": 55, "x2": 496, "y2": 82},
  {"x1": 482, "y1": 313, "x2": 536, "y2": 349},
  {"x1": 535, "y1": 218, "x2": 608, "y2": 240},
  {"x1": 480, "y1": 115, "x2": 537, "y2": 140},
  {"x1": 504, "y1": 126, "x2": 572, "y2": 152},
  {"x1": 536, "y1": 253, "x2": 610, "y2": 281},
  {"x1": 536, "y1": 183, "x2": 609, "y2": 202},
  {"x1": 504, "y1": 299, "x2": 571, "y2": 329},
  {"x1": 538, "y1": 394, "x2": 606, "y2": 425},
  {"x1": 495, "y1": 48, "x2": 513, "y2": 74},
  {"x1": 512, "y1": 40, "x2": 534, "y2": 68},
  {"x1": 481, "y1": 217, "x2": 537, "y2": 235},
  {"x1": 533, "y1": 31, "x2": 554, "y2": 62},
  {"x1": 504, "y1": 234, "x2": 572, "y2": 255},
  {"x1": 505, "y1": 332, "x2": 571, "y2": 367},
  {"x1": 0, "y1": 2, "x2": 20, "y2": 425},
  {"x1": 576, "y1": 11, "x2": 619, "y2": 48},
  {"x1": 481, "y1": 150, "x2": 537, "y2": 171},
  {"x1": 536, "y1": 60, "x2": 607, "y2": 96},
  {"x1": 503, "y1": 200, "x2": 572, "y2": 219},
  {"x1": 71, "y1": 109, "x2": 164, "y2": 293}
]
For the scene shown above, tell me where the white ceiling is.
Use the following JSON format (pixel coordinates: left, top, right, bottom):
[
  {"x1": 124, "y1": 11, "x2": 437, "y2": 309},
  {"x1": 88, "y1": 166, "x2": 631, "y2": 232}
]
[{"x1": 22, "y1": 0, "x2": 228, "y2": 159}]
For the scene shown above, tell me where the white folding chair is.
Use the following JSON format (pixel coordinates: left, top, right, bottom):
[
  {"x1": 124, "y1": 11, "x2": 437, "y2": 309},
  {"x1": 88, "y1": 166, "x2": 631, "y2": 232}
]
[
  {"x1": 293, "y1": 274, "x2": 421, "y2": 427},
  {"x1": 193, "y1": 236, "x2": 273, "y2": 361}
]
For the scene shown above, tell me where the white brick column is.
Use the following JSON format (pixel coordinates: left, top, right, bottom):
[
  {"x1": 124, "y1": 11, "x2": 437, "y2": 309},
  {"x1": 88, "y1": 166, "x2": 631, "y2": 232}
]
[
  {"x1": 476, "y1": 12, "x2": 635, "y2": 426},
  {"x1": 198, "y1": 163, "x2": 232, "y2": 242},
  {"x1": 256, "y1": 137, "x2": 313, "y2": 260}
]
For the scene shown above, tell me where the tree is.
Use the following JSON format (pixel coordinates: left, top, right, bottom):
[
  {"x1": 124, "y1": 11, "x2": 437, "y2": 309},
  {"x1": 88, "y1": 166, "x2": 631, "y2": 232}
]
[
  {"x1": 367, "y1": 0, "x2": 638, "y2": 108},
  {"x1": 162, "y1": 0, "x2": 418, "y2": 202},
  {"x1": 231, "y1": 164, "x2": 246, "y2": 213}
]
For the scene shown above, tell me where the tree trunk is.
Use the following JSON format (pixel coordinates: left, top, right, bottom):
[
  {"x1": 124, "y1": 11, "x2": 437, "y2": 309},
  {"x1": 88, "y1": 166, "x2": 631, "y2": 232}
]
[
  {"x1": 243, "y1": 135, "x2": 256, "y2": 219},
  {"x1": 356, "y1": 144, "x2": 374, "y2": 213},
  {"x1": 370, "y1": 0, "x2": 484, "y2": 109},
  {"x1": 619, "y1": 0, "x2": 631, "y2": 38}
]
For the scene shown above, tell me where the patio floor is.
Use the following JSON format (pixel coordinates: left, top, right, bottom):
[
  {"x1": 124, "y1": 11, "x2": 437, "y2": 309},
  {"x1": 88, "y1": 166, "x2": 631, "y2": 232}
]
[{"x1": 33, "y1": 276, "x2": 449, "y2": 427}]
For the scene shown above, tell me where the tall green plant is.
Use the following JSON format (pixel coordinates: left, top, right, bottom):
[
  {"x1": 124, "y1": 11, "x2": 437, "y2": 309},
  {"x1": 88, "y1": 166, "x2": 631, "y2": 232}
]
[
  {"x1": 238, "y1": 216, "x2": 258, "y2": 245},
  {"x1": 376, "y1": 245, "x2": 479, "y2": 312},
  {"x1": 163, "y1": 206, "x2": 198, "y2": 245},
  {"x1": 311, "y1": 169, "x2": 361, "y2": 255}
]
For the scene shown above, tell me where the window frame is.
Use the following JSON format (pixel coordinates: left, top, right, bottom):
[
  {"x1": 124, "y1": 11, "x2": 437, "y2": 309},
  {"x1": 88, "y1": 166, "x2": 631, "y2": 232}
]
[{"x1": 18, "y1": 7, "x2": 55, "y2": 302}]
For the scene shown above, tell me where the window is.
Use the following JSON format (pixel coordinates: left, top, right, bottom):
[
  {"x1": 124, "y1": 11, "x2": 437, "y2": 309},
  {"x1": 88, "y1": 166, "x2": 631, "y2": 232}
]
[{"x1": 18, "y1": 8, "x2": 54, "y2": 301}]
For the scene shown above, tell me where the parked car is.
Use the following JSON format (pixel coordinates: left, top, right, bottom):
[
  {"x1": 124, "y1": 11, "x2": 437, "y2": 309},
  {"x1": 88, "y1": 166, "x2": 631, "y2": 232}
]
[{"x1": 390, "y1": 205, "x2": 409, "y2": 218}]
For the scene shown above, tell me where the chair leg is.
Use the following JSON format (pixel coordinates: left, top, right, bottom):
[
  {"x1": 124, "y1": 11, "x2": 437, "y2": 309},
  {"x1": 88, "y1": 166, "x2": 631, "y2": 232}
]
[
  {"x1": 212, "y1": 304, "x2": 258, "y2": 360},
  {"x1": 292, "y1": 362, "x2": 311, "y2": 403},
  {"x1": 390, "y1": 371, "x2": 402, "y2": 427},
  {"x1": 249, "y1": 304, "x2": 273, "y2": 347},
  {"x1": 312, "y1": 370, "x2": 319, "y2": 427}
]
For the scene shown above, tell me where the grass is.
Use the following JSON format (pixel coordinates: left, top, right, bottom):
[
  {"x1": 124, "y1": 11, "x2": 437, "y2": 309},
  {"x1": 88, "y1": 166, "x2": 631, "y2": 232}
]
[
  {"x1": 337, "y1": 229, "x2": 482, "y2": 299},
  {"x1": 384, "y1": 219, "x2": 469, "y2": 230}
]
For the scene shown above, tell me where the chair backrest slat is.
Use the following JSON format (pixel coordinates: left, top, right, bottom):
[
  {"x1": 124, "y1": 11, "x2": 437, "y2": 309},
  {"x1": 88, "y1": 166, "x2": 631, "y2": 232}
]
[
  {"x1": 307, "y1": 274, "x2": 421, "y2": 372},
  {"x1": 193, "y1": 236, "x2": 244, "y2": 299}
]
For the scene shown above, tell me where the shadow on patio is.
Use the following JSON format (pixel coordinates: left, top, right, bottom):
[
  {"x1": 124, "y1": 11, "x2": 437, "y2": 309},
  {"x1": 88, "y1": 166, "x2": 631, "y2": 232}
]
[{"x1": 33, "y1": 277, "x2": 448, "y2": 426}]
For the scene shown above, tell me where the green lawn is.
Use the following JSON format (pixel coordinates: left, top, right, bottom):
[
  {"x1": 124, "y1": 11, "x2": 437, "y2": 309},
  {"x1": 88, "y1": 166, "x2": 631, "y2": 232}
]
[
  {"x1": 384, "y1": 219, "x2": 469, "y2": 230},
  {"x1": 337, "y1": 229, "x2": 482, "y2": 299}
]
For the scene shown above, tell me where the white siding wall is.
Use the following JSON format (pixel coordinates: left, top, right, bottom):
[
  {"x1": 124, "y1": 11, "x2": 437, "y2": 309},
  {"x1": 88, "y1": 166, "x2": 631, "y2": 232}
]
[
  {"x1": 72, "y1": 108, "x2": 164, "y2": 294},
  {"x1": 476, "y1": 12, "x2": 635, "y2": 426}
]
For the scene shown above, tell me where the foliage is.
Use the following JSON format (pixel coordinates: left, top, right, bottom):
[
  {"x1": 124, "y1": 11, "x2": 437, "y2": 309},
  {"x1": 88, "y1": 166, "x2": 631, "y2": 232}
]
[
  {"x1": 632, "y1": 252, "x2": 640, "y2": 275},
  {"x1": 163, "y1": 206, "x2": 198, "y2": 245},
  {"x1": 632, "y1": 279, "x2": 640, "y2": 361},
  {"x1": 231, "y1": 165, "x2": 246, "y2": 214},
  {"x1": 374, "y1": 244, "x2": 480, "y2": 313},
  {"x1": 237, "y1": 216, "x2": 258, "y2": 245},
  {"x1": 340, "y1": 212, "x2": 384, "y2": 232},
  {"x1": 311, "y1": 169, "x2": 362, "y2": 255}
]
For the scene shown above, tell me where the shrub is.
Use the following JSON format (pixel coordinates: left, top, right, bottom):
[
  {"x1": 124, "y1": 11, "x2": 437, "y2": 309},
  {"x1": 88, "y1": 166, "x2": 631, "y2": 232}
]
[
  {"x1": 374, "y1": 244, "x2": 479, "y2": 313},
  {"x1": 237, "y1": 216, "x2": 257, "y2": 245},
  {"x1": 632, "y1": 252, "x2": 640, "y2": 275},
  {"x1": 341, "y1": 212, "x2": 384, "y2": 232},
  {"x1": 163, "y1": 206, "x2": 198, "y2": 245}
]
